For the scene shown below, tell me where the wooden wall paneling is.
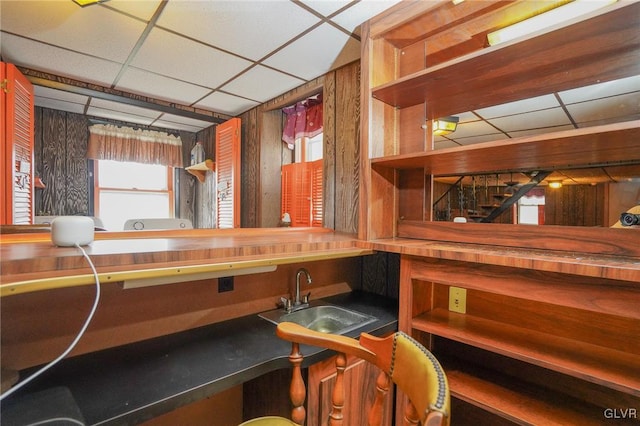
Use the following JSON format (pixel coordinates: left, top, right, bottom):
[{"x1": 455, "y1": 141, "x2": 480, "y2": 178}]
[
  {"x1": 257, "y1": 107, "x2": 282, "y2": 228},
  {"x1": 240, "y1": 109, "x2": 259, "y2": 228},
  {"x1": 179, "y1": 131, "x2": 197, "y2": 227},
  {"x1": 33, "y1": 107, "x2": 44, "y2": 215},
  {"x1": 191, "y1": 128, "x2": 214, "y2": 228},
  {"x1": 399, "y1": 40, "x2": 426, "y2": 77},
  {"x1": 399, "y1": 103, "x2": 426, "y2": 155},
  {"x1": 323, "y1": 71, "x2": 336, "y2": 230},
  {"x1": 398, "y1": 169, "x2": 425, "y2": 221},
  {"x1": 40, "y1": 108, "x2": 67, "y2": 215},
  {"x1": 361, "y1": 251, "x2": 400, "y2": 298},
  {"x1": 334, "y1": 63, "x2": 361, "y2": 234},
  {"x1": 64, "y1": 113, "x2": 89, "y2": 215}
]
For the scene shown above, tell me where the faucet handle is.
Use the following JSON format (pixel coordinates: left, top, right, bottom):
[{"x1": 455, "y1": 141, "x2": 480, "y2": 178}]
[
  {"x1": 280, "y1": 296, "x2": 292, "y2": 312},
  {"x1": 302, "y1": 292, "x2": 311, "y2": 304}
]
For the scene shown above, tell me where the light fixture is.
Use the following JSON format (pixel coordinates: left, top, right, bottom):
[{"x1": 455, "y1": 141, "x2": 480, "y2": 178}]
[
  {"x1": 432, "y1": 116, "x2": 459, "y2": 136},
  {"x1": 72, "y1": 0, "x2": 109, "y2": 7},
  {"x1": 548, "y1": 181, "x2": 563, "y2": 189},
  {"x1": 487, "y1": 0, "x2": 617, "y2": 46}
]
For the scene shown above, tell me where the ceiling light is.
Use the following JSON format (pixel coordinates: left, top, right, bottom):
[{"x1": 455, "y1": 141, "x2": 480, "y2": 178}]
[
  {"x1": 432, "y1": 116, "x2": 459, "y2": 136},
  {"x1": 72, "y1": 0, "x2": 109, "y2": 7},
  {"x1": 487, "y1": 0, "x2": 617, "y2": 46},
  {"x1": 548, "y1": 181, "x2": 563, "y2": 189}
]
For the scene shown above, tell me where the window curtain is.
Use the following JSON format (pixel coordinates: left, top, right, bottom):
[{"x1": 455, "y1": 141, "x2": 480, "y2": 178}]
[
  {"x1": 87, "y1": 124, "x2": 183, "y2": 167},
  {"x1": 282, "y1": 94, "x2": 323, "y2": 149}
]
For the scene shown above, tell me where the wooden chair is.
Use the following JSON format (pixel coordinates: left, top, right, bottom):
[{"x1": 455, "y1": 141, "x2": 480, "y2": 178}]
[{"x1": 241, "y1": 322, "x2": 450, "y2": 426}]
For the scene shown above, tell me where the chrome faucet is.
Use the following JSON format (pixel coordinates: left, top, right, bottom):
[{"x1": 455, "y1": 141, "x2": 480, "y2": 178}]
[
  {"x1": 294, "y1": 268, "x2": 312, "y2": 307},
  {"x1": 280, "y1": 268, "x2": 313, "y2": 313}
]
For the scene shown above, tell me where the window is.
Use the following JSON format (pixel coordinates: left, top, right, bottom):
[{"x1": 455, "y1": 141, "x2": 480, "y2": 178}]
[{"x1": 94, "y1": 160, "x2": 174, "y2": 230}]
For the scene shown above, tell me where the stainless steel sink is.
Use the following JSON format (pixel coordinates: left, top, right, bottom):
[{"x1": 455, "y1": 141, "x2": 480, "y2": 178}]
[{"x1": 259, "y1": 302, "x2": 377, "y2": 335}]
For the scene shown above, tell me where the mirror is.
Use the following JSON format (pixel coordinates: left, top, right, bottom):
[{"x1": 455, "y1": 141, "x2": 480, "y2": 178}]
[
  {"x1": 433, "y1": 165, "x2": 640, "y2": 227},
  {"x1": 430, "y1": 75, "x2": 640, "y2": 226}
]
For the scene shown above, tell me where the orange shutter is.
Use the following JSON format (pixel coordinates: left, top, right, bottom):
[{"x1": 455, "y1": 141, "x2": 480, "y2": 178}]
[
  {"x1": 215, "y1": 117, "x2": 241, "y2": 228},
  {"x1": 281, "y1": 159, "x2": 323, "y2": 227},
  {"x1": 2, "y1": 62, "x2": 34, "y2": 225},
  {"x1": 310, "y1": 159, "x2": 323, "y2": 227},
  {"x1": 281, "y1": 163, "x2": 295, "y2": 222}
]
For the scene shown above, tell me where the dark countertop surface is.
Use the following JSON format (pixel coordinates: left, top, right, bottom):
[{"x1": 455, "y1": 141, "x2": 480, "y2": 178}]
[{"x1": 1, "y1": 292, "x2": 397, "y2": 426}]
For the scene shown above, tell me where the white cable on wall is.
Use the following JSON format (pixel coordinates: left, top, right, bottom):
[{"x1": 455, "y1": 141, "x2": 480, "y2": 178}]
[{"x1": 0, "y1": 244, "x2": 101, "y2": 402}]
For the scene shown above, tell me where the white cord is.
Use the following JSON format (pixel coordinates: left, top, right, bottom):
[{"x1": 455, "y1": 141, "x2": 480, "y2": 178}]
[
  {"x1": 26, "y1": 417, "x2": 86, "y2": 426},
  {"x1": 0, "y1": 244, "x2": 101, "y2": 402}
]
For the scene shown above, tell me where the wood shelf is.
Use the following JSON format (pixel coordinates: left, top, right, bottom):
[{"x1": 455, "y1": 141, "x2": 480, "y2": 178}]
[
  {"x1": 186, "y1": 159, "x2": 215, "y2": 183},
  {"x1": 445, "y1": 366, "x2": 605, "y2": 426},
  {"x1": 370, "y1": 121, "x2": 640, "y2": 175},
  {"x1": 371, "y1": 2, "x2": 639, "y2": 119},
  {"x1": 412, "y1": 309, "x2": 640, "y2": 395}
]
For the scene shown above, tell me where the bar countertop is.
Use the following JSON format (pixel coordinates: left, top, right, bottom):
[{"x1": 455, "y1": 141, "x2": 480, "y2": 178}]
[{"x1": 1, "y1": 227, "x2": 373, "y2": 296}]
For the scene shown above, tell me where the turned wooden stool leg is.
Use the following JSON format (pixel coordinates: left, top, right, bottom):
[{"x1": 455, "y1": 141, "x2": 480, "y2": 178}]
[
  {"x1": 368, "y1": 370, "x2": 390, "y2": 426},
  {"x1": 328, "y1": 352, "x2": 346, "y2": 426},
  {"x1": 403, "y1": 400, "x2": 420, "y2": 426},
  {"x1": 289, "y1": 342, "x2": 306, "y2": 425}
]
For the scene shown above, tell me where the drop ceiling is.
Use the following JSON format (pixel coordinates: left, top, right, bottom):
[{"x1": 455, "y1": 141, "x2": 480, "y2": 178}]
[
  {"x1": 0, "y1": 0, "x2": 401, "y2": 132},
  {"x1": 0, "y1": 0, "x2": 638, "y2": 143}
]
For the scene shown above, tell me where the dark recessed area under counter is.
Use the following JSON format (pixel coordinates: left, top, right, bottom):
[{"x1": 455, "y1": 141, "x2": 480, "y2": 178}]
[{"x1": 0, "y1": 292, "x2": 397, "y2": 426}]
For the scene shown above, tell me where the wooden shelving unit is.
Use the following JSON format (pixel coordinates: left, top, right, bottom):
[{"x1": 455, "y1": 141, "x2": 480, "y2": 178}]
[
  {"x1": 370, "y1": 2, "x2": 639, "y2": 118},
  {"x1": 359, "y1": 1, "x2": 640, "y2": 424}
]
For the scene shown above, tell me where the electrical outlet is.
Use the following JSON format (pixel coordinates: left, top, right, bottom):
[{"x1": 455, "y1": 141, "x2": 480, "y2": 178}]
[
  {"x1": 448, "y1": 286, "x2": 467, "y2": 314},
  {"x1": 218, "y1": 276, "x2": 234, "y2": 293}
]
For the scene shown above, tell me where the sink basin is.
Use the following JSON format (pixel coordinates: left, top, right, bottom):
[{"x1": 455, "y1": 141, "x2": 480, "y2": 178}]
[{"x1": 259, "y1": 303, "x2": 377, "y2": 335}]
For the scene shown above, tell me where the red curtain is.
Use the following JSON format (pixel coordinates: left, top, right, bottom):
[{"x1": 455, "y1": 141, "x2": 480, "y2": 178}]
[{"x1": 282, "y1": 94, "x2": 323, "y2": 149}]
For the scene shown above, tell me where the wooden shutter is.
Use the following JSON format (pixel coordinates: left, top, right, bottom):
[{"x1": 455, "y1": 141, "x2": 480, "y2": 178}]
[
  {"x1": 1, "y1": 62, "x2": 34, "y2": 224},
  {"x1": 215, "y1": 117, "x2": 241, "y2": 228},
  {"x1": 281, "y1": 159, "x2": 323, "y2": 227},
  {"x1": 310, "y1": 159, "x2": 323, "y2": 227}
]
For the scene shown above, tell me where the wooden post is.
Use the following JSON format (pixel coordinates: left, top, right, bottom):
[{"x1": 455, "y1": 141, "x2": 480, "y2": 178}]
[{"x1": 289, "y1": 342, "x2": 306, "y2": 425}]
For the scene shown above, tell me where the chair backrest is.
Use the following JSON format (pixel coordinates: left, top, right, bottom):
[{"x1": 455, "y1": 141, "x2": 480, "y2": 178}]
[
  {"x1": 276, "y1": 322, "x2": 450, "y2": 426},
  {"x1": 123, "y1": 218, "x2": 193, "y2": 230}
]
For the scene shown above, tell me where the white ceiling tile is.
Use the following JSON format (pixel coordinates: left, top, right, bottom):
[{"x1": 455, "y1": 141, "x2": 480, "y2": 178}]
[
  {"x1": 153, "y1": 113, "x2": 214, "y2": 132},
  {"x1": 221, "y1": 65, "x2": 305, "y2": 103},
  {"x1": 195, "y1": 92, "x2": 260, "y2": 116},
  {"x1": 559, "y1": 75, "x2": 640, "y2": 104},
  {"x1": 487, "y1": 107, "x2": 572, "y2": 132},
  {"x1": 434, "y1": 140, "x2": 462, "y2": 150},
  {"x1": 0, "y1": 0, "x2": 146, "y2": 63},
  {"x1": 86, "y1": 106, "x2": 158, "y2": 126},
  {"x1": 116, "y1": 67, "x2": 212, "y2": 105},
  {"x1": 299, "y1": 1, "x2": 351, "y2": 17},
  {"x1": 475, "y1": 94, "x2": 560, "y2": 119},
  {"x1": 0, "y1": 34, "x2": 122, "y2": 87},
  {"x1": 263, "y1": 23, "x2": 357, "y2": 81},
  {"x1": 508, "y1": 125, "x2": 576, "y2": 138},
  {"x1": 156, "y1": 1, "x2": 321, "y2": 61},
  {"x1": 565, "y1": 92, "x2": 640, "y2": 124},
  {"x1": 446, "y1": 133, "x2": 506, "y2": 147},
  {"x1": 104, "y1": 0, "x2": 164, "y2": 21},
  {"x1": 34, "y1": 86, "x2": 89, "y2": 105},
  {"x1": 89, "y1": 98, "x2": 163, "y2": 120},
  {"x1": 331, "y1": 0, "x2": 402, "y2": 32},
  {"x1": 35, "y1": 97, "x2": 86, "y2": 115},
  {"x1": 451, "y1": 119, "x2": 501, "y2": 138},
  {"x1": 131, "y1": 28, "x2": 253, "y2": 88}
]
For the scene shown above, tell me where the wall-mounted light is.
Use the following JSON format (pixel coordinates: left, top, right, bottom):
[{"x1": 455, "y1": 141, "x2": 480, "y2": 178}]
[
  {"x1": 548, "y1": 181, "x2": 563, "y2": 189},
  {"x1": 487, "y1": 0, "x2": 617, "y2": 46},
  {"x1": 72, "y1": 0, "x2": 109, "y2": 7},
  {"x1": 432, "y1": 116, "x2": 460, "y2": 136}
]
